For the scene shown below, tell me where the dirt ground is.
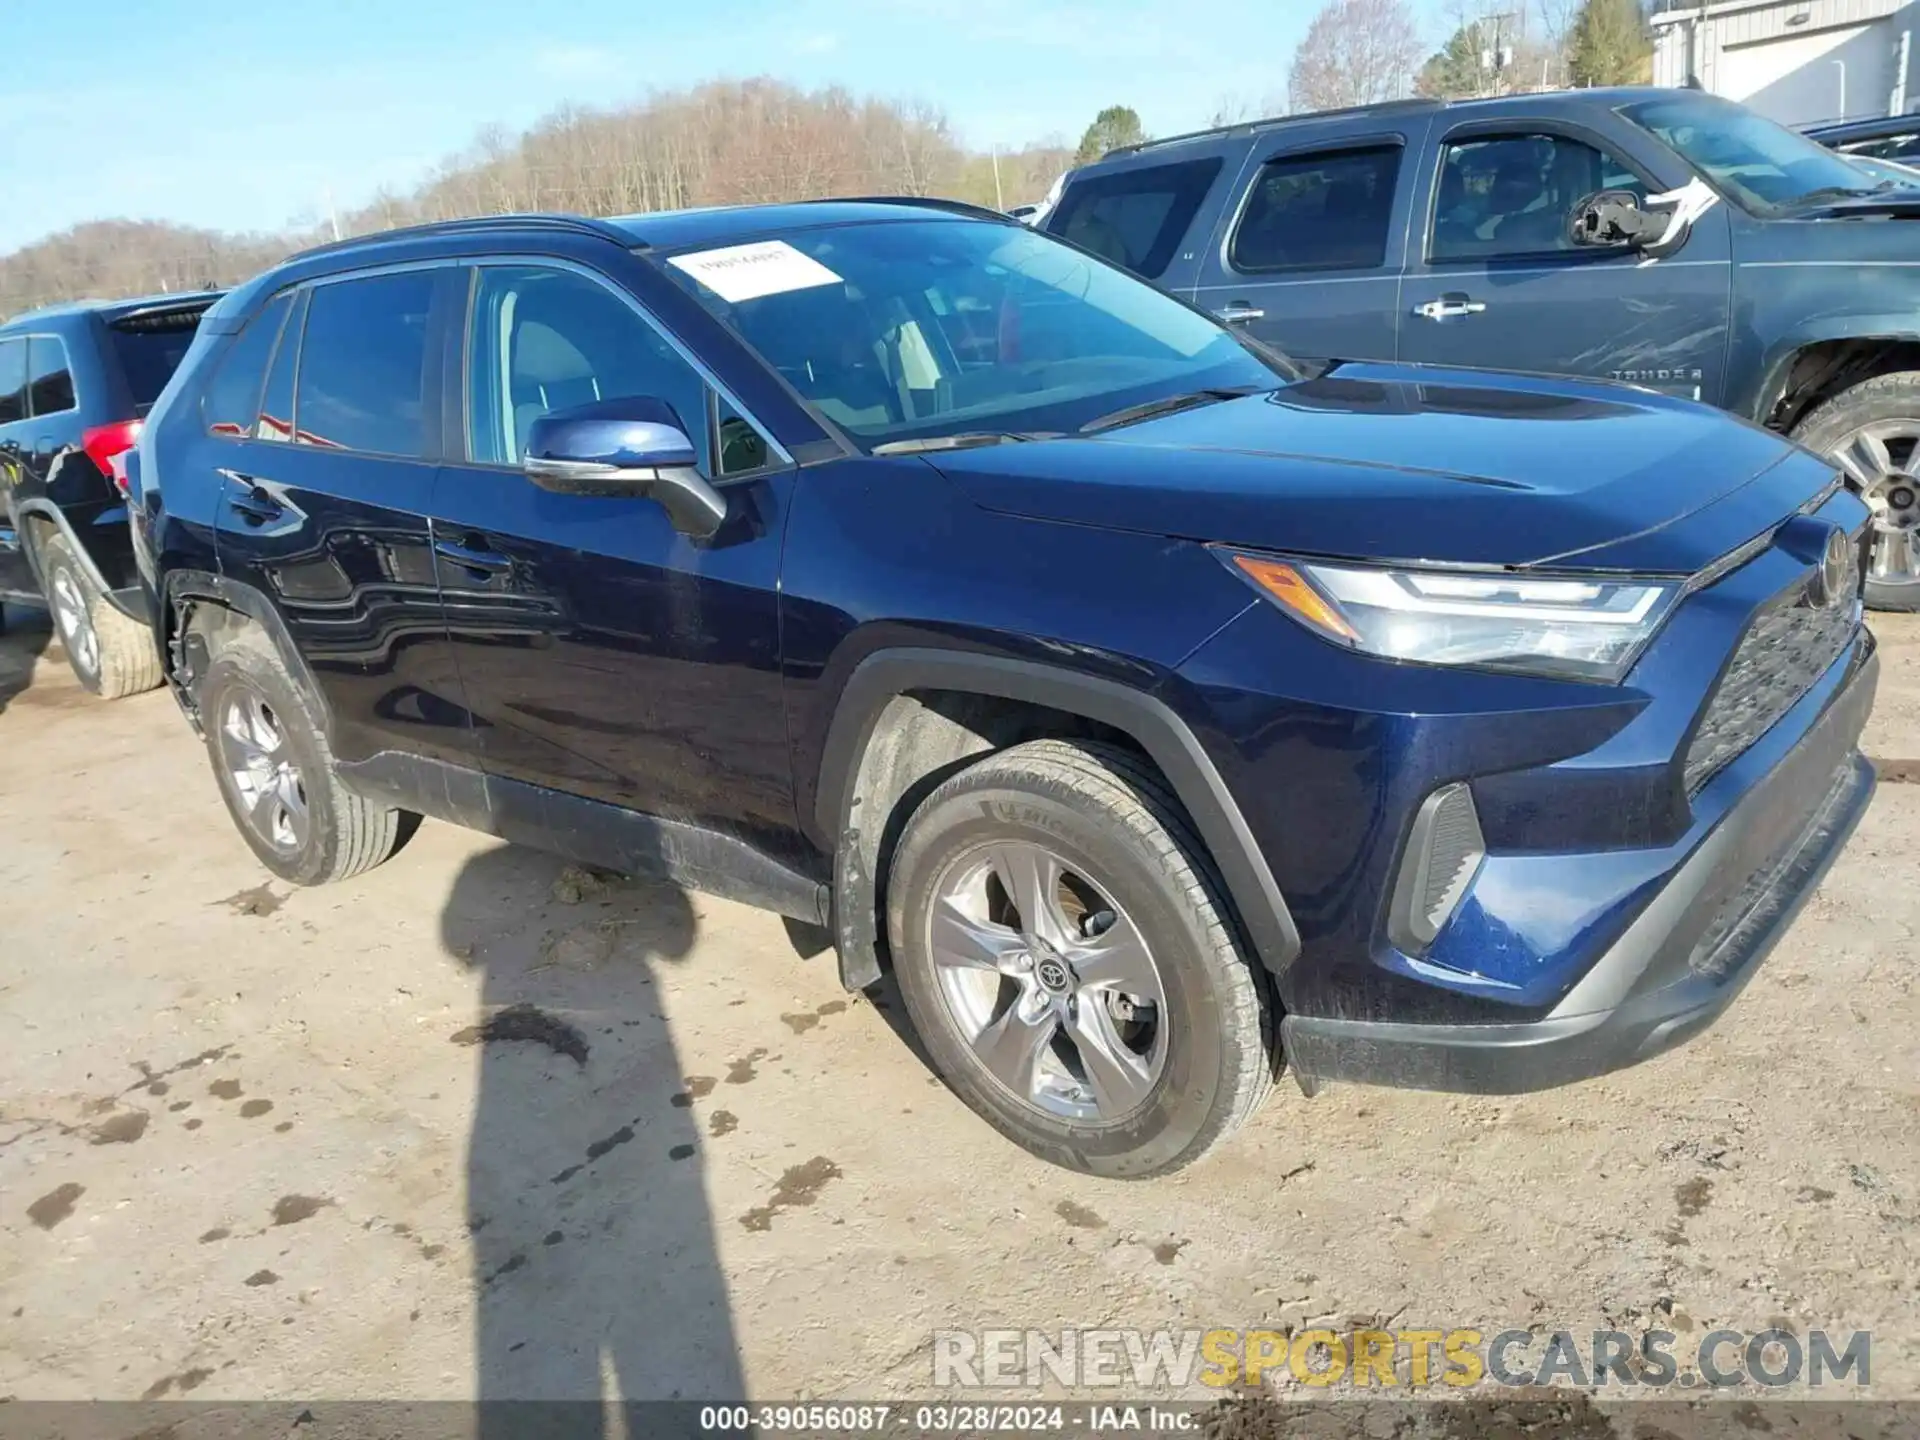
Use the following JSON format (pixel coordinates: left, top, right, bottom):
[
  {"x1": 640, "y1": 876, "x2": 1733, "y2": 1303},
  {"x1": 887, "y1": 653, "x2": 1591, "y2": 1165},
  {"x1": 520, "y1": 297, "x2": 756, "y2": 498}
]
[{"x1": 1, "y1": 600, "x2": 1916, "y2": 1415}]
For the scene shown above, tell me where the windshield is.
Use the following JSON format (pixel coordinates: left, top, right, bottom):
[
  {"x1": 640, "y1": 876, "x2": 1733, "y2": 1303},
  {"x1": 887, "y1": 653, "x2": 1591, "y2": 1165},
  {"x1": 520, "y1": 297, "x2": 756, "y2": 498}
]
[
  {"x1": 655, "y1": 219, "x2": 1285, "y2": 448},
  {"x1": 1621, "y1": 92, "x2": 1887, "y2": 215}
]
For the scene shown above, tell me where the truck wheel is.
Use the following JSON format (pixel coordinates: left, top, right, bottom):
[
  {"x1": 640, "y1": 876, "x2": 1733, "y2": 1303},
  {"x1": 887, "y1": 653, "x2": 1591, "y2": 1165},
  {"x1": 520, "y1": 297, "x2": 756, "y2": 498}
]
[
  {"x1": 1791, "y1": 375, "x2": 1920, "y2": 612},
  {"x1": 199, "y1": 632, "x2": 413, "y2": 885},
  {"x1": 886, "y1": 739, "x2": 1274, "y2": 1177},
  {"x1": 39, "y1": 532, "x2": 162, "y2": 697}
]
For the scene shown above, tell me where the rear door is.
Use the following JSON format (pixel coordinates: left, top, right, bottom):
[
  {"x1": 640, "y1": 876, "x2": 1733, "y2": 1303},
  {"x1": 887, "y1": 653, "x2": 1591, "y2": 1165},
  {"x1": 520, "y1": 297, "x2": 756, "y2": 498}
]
[
  {"x1": 1396, "y1": 116, "x2": 1734, "y2": 404},
  {"x1": 213, "y1": 266, "x2": 473, "y2": 768},
  {"x1": 1192, "y1": 120, "x2": 1428, "y2": 367},
  {"x1": 428, "y1": 259, "x2": 803, "y2": 864}
]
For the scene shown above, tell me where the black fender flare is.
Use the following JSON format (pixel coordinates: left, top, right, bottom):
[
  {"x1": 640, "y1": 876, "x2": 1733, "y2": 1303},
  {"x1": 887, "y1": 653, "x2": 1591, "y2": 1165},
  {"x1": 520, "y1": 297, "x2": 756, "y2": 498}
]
[
  {"x1": 815, "y1": 649, "x2": 1301, "y2": 988},
  {"x1": 9, "y1": 498, "x2": 143, "y2": 618},
  {"x1": 161, "y1": 570, "x2": 334, "y2": 735}
]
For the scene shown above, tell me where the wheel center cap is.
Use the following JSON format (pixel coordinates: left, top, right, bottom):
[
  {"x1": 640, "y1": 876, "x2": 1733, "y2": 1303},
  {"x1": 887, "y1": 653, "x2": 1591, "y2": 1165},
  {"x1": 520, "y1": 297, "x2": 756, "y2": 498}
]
[{"x1": 1034, "y1": 954, "x2": 1073, "y2": 994}]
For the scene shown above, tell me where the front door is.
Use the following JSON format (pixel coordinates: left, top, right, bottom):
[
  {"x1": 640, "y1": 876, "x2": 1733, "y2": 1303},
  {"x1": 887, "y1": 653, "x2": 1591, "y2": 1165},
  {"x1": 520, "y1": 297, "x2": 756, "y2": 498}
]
[
  {"x1": 1397, "y1": 122, "x2": 1734, "y2": 405},
  {"x1": 212, "y1": 267, "x2": 472, "y2": 768},
  {"x1": 429, "y1": 260, "x2": 802, "y2": 864}
]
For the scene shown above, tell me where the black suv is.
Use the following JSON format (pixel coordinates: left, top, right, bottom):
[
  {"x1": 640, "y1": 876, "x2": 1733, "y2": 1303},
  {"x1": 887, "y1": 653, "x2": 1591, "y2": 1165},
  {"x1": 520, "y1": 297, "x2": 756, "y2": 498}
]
[
  {"x1": 138, "y1": 207, "x2": 1873, "y2": 1175},
  {"x1": 0, "y1": 292, "x2": 218, "y2": 693}
]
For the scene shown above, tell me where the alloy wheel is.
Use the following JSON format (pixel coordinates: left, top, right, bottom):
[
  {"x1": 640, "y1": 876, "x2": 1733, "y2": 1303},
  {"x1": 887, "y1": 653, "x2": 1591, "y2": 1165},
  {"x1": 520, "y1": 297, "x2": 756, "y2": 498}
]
[
  {"x1": 48, "y1": 568, "x2": 99, "y2": 679},
  {"x1": 924, "y1": 839, "x2": 1168, "y2": 1123},
  {"x1": 1829, "y1": 420, "x2": 1920, "y2": 587},
  {"x1": 215, "y1": 690, "x2": 309, "y2": 854}
]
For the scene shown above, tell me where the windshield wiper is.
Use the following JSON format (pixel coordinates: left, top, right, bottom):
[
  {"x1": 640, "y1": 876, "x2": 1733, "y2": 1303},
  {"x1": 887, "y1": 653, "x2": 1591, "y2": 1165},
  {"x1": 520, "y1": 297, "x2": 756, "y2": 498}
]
[
  {"x1": 871, "y1": 431, "x2": 1051, "y2": 456},
  {"x1": 1078, "y1": 386, "x2": 1268, "y2": 435}
]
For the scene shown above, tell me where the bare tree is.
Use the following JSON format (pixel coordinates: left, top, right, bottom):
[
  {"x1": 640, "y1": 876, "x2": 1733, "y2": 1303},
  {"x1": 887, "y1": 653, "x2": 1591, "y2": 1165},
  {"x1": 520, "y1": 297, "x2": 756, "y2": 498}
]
[{"x1": 1288, "y1": 0, "x2": 1426, "y2": 113}]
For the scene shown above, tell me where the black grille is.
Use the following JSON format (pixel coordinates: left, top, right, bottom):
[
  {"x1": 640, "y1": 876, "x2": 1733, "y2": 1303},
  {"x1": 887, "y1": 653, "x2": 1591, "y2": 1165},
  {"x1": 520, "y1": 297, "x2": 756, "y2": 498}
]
[{"x1": 1683, "y1": 549, "x2": 1860, "y2": 793}]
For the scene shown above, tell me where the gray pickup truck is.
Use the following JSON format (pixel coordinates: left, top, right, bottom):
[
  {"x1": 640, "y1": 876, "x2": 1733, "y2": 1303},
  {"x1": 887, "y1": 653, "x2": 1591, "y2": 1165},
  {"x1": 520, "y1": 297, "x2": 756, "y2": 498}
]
[{"x1": 1043, "y1": 86, "x2": 1920, "y2": 610}]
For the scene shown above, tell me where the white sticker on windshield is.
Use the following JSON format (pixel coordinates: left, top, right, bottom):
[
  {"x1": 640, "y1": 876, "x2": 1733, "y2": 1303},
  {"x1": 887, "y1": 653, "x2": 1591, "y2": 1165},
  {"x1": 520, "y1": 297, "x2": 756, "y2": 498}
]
[{"x1": 667, "y1": 240, "x2": 843, "y2": 303}]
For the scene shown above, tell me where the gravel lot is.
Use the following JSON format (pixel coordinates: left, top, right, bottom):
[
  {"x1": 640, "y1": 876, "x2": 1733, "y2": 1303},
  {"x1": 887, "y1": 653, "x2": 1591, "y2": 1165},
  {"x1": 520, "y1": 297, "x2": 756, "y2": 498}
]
[{"x1": 1, "y1": 602, "x2": 1916, "y2": 1411}]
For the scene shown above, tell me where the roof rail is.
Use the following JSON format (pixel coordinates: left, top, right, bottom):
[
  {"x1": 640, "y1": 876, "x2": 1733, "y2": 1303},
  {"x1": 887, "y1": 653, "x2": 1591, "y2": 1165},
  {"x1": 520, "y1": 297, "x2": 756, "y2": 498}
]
[
  {"x1": 820, "y1": 195, "x2": 1015, "y2": 222},
  {"x1": 1104, "y1": 97, "x2": 1443, "y2": 160},
  {"x1": 288, "y1": 212, "x2": 634, "y2": 262}
]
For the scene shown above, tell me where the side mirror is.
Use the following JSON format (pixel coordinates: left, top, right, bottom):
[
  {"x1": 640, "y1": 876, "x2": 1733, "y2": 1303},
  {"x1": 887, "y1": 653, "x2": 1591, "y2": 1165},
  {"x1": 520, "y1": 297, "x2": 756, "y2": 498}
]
[
  {"x1": 523, "y1": 397, "x2": 727, "y2": 539},
  {"x1": 1568, "y1": 189, "x2": 1668, "y2": 250}
]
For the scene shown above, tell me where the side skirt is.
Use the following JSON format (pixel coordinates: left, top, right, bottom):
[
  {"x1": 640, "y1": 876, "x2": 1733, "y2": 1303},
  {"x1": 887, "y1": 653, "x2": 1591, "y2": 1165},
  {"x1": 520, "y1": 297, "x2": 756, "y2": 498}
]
[{"x1": 336, "y1": 752, "x2": 831, "y2": 926}]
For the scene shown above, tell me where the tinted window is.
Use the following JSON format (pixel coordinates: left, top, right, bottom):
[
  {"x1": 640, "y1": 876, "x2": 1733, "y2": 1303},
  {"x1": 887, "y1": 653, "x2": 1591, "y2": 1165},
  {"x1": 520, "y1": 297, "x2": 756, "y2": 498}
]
[
  {"x1": 661, "y1": 220, "x2": 1280, "y2": 448},
  {"x1": 297, "y1": 272, "x2": 434, "y2": 456},
  {"x1": 203, "y1": 294, "x2": 291, "y2": 438},
  {"x1": 466, "y1": 266, "x2": 712, "y2": 470},
  {"x1": 0, "y1": 340, "x2": 25, "y2": 425},
  {"x1": 1047, "y1": 158, "x2": 1223, "y2": 278},
  {"x1": 1844, "y1": 133, "x2": 1920, "y2": 161},
  {"x1": 1231, "y1": 146, "x2": 1402, "y2": 273},
  {"x1": 257, "y1": 292, "x2": 302, "y2": 443},
  {"x1": 715, "y1": 394, "x2": 770, "y2": 476},
  {"x1": 112, "y1": 320, "x2": 203, "y2": 409},
  {"x1": 1432, "y1": 134, "x2": 1645, "y2": 261},
  {"x1": 26, "y1": 337, "x2": 75, "y2": 416}
]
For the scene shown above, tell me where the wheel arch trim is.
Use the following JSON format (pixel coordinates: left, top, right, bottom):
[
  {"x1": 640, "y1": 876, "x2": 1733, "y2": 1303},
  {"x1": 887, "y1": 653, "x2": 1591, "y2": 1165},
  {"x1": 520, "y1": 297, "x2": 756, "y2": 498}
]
[
  {"x1": 816, "y1": 648, "x2": 1302, "y2": 987},
  {"x1": 160, "y1": 570, "x2": 335, "y2": 735},
  {"x1": 8, "y1": 498, "x2": 140, "y2": 616}
]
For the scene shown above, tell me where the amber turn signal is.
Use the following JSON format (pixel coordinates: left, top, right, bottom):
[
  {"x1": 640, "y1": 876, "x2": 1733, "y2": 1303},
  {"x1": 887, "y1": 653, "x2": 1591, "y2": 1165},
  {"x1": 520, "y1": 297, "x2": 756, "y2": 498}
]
[{"x1": 1228, "y1": 554, "x2": 1361, "y2": 643}]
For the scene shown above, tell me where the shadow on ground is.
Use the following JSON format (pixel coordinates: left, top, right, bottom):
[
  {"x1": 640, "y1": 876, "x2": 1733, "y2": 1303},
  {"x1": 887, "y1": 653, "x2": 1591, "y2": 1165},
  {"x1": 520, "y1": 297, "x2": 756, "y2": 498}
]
[
  {"x1": 441, "y1": 842, "x2": 744, "y2": 1434},
  {"x1": 0, "y1": 603, "x2": 51, "y2": 716}
]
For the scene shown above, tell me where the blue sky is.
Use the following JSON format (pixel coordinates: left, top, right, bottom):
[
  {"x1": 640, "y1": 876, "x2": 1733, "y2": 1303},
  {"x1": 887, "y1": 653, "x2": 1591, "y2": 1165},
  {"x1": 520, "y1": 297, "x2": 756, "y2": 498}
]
[{"x1": 1, "y1": 0, "x2": 1455, "y2": 254}]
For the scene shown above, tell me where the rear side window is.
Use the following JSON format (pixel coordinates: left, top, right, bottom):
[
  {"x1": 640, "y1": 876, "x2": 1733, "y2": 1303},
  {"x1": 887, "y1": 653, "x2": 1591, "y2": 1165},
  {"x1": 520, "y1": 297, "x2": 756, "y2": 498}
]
[
  {"x1": 257, "y1": 292, "x2": 303, "y2": 443},
  {"x1": 1231, "y1": 146, "x2": 1402, "y2": 273},
  {"x1": 112, "y1": 321, "x2": 202, "y2": 409},
  {"x1": 203, "y1": 294, "x2": 291, "y2": 438},
  {"x1": 0, "y1": 340, "x2": 25, "y2": 424},
  {"x1": 26, "y1": 337, "x2": 74, "y2": 415},
  {"x1": 296, "y1": 272, "x2": 435, "y2": 457},
  {"x1": 1047, "y1": 158, "x2": 1224, "y2": 278}
]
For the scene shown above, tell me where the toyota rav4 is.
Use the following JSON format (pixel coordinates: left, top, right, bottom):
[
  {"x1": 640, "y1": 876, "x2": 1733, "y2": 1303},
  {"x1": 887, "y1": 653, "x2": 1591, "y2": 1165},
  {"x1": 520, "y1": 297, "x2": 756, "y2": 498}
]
[{"x1": 136, "y1": 202, "x2": 1877, "y2": 1176}]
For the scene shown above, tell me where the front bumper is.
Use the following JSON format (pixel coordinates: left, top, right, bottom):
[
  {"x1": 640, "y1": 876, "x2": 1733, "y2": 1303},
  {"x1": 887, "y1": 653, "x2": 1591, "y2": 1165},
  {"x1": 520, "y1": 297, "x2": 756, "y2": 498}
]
[{"x1": 1281, "y1": 643, "x2": 1878, "y2": 1095}]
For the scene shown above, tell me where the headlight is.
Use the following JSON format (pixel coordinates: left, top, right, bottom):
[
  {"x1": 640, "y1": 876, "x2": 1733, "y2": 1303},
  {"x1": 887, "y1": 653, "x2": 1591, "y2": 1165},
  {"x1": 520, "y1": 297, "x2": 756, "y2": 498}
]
[{"x1": 1220, "y1": 551, "x2": 1678, "y2": 683}]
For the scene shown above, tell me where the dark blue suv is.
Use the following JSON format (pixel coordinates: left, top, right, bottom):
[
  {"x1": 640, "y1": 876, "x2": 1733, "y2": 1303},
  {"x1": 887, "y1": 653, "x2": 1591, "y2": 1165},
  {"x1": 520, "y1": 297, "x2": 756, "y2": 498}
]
[{"x1": 137, "y1": 202, "x2": 1877, "y2": 1175}]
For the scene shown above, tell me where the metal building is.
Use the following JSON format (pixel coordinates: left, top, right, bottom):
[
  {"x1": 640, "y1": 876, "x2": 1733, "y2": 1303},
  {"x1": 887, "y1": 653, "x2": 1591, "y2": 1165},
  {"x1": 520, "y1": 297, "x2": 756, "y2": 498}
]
[{"x1": 1652, "y1": 0, "x2": 1917, "y2": 126}]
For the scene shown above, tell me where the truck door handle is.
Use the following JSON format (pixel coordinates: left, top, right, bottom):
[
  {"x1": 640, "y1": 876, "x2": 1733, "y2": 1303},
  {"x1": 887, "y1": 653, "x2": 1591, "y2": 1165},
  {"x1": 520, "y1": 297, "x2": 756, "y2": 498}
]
[
  {"x1": 1214, "y1": 302, "x2": 1266, "y2": 324},
  {"x1": 1413, "y1": 295, "x2": 1487, "y2": 321},
  {"x1": 435, "y1": 538, "x2": 512, "y2": 575}
]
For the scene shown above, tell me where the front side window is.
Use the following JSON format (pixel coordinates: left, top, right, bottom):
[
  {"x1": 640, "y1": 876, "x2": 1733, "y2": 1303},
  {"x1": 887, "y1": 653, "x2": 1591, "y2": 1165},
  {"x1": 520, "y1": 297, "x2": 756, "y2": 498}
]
[
  {"x1": 203, "y1": 293, "x2": 292, "y2": 439},
  {"x1": 1623, "y1": 93, "x2": 1883, "y2": 215},
  {"x1": 465, "y1": 266, "x2": 719, "y2": 472},
  {"x1": 0, "y1": 339, "x2": 26, "y2": 425},
  {"x1": 25, "y1": 337, "x2": 74, "y2": 416},
  {"x1": 1046, "y1": 158, "x2": 1223, "y2": 278},
  {"x1": 1231, "y1": 146, "x2": 1402, "y2": 273},
  {"x1": 296, "y1": 272, "x2": 434, "y2": 456},
  {"x1": 658, "y1": 220, "x2": 1282, "y2": 449},
  {"x1": 1432, "y1": 133, "x2": 1645, "y2": 261}
]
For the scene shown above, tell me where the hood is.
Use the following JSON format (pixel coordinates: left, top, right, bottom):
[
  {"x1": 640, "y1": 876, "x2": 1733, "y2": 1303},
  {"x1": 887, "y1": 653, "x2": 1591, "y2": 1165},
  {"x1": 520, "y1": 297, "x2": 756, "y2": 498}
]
[{"x1": 928, "y1": 362, "x2": 1826, "y2": 573}]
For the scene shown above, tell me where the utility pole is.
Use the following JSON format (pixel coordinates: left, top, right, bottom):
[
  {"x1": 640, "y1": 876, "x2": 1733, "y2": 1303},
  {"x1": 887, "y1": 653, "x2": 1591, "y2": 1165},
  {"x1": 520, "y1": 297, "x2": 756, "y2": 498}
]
[{"x1": 990, "y1": 146, "x2": 1004, "y2": 211}]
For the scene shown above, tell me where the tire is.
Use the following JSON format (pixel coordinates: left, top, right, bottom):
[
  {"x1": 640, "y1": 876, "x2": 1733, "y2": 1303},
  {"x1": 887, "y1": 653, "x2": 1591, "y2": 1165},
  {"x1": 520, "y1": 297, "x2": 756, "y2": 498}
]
[
  {"x1": 198, "y1": 630, "x2": 413, "y2": 885},
  {"x1": 886, "y1": 738, "x2": 1274, "y2": 1178},
  {"x1": 38, "y1": 531, "x2": 162, "y2": 697},
  {"x1": 1790, "y1": 373, "x2": 1920, "y2": 612}
]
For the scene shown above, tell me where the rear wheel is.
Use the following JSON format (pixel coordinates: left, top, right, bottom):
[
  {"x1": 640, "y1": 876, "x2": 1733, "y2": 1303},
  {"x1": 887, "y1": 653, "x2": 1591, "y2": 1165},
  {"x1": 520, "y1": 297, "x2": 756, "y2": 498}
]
[
  {"x1": 199, "y1": 632, "x2": 414, "y2": 885},
  {"x1": 887, "y1": 739, "x2": 1274, "y2": 1177},
  {"x1": 1791, "y1": 374, "x2": 1920, "y2": 612},
  {"x1": 39, "y1": 531, "x2": 162, "y2": 697}
]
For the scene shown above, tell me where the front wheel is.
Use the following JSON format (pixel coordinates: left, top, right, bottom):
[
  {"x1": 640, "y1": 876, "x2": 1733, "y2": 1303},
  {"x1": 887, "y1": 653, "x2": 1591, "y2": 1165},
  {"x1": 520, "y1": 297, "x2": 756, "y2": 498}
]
[
  {"x1": 886, "y1": 739, "x2": 1274, "y2": 1178},
  {"x1": 1791, "y1": 374, "x2": 1920, "y2": 612}
]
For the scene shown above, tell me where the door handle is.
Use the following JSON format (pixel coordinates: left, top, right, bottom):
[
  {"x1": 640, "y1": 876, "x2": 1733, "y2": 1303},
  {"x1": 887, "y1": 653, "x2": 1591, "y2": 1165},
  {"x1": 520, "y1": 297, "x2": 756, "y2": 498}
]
[
  {"x1": 1214, "y1": 302, "x2": 1266, "y2": 324},
  {"x1": 1412, "y1": 295, "x2": 1488, "y2": 321},
  {"x1": 435, "y1": 538, "x2": 512, "y2": 574},
  {"x1": 227, "y1": 492, "x2": 284, "y2": 526}
]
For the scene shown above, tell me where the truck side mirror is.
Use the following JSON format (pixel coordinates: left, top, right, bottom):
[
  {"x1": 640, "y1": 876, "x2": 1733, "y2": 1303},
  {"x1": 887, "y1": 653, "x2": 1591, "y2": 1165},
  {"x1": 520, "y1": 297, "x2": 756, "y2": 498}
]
[{"x1": 1568, "y1": 190, "x2": 1668, "y2": 250}]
